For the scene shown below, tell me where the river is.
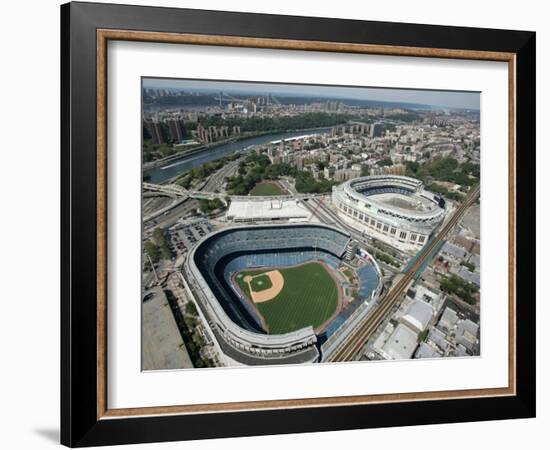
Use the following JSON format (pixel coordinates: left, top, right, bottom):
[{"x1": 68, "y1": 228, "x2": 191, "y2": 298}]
[{"x1": 144, "y1": 127, "x2": 332, "y2": 184}]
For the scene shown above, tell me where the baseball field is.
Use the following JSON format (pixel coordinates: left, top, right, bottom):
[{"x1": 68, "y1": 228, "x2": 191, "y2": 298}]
[
  {"x1": 249, "y1": 181, "x2": 287, "y2": 196},
  {"x1": 234, "y1": 261, "x2": 340, "y2": 334}
]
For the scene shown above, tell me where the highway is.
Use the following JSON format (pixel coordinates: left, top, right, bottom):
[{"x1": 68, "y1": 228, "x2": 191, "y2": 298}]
[
  {"x1": 325, "y1": 184, "x2": 480, "y2": 362},
  {"x1": 143, "y1": 199, "x2": 198, "y2": 233},
  {"x1": 143, "y1": 159, "x2": 239, "y2": 232},
  {"x1": 201, "y1": 160, "x2": 239, "y2": 192}
]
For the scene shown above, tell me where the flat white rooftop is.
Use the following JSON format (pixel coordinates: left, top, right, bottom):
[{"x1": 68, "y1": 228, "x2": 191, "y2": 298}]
[
  {"x1": 226, "y1": 199, "x2": 312, "y2": 222},
  {"x1": 381, "y1": 323, "x2": 419, "y2": 360}
]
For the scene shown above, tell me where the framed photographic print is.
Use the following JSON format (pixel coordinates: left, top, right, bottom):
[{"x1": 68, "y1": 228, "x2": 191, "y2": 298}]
[{"x1": 61, "y1": 1, "x2": 536, "y2": 447}]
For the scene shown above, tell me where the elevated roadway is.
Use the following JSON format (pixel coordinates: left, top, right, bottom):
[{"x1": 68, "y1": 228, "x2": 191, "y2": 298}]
[{"x1": 143, "y1": 182, "x2": 328, "y2": 202}]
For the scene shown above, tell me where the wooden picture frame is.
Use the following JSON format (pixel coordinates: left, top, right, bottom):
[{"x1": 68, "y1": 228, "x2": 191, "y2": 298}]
[{"x1": 61, "y1": 1, "x2": 535, "y2": 447}]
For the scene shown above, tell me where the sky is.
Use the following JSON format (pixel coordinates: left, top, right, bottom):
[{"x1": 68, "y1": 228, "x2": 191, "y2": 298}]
[{"x1": 143, "y1": 77, "x2": 480, "y2": 110}]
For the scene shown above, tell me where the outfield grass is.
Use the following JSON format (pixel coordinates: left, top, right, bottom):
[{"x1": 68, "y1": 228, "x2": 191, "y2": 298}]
[
  {"x1": 235, "y1": 262, "x2": 339, "y2": 334},
  {"x1": 249, "y1": 181, "x2": 286, "y2": 196}
]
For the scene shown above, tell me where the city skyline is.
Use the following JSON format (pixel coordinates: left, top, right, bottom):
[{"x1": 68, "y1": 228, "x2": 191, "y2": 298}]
[{"x1": 143, "y1": 78, "x2": 480, "y2": 110}]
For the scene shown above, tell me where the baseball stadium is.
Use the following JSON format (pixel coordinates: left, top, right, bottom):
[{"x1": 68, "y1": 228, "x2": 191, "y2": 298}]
[
  {"x1": 182, "y1": 223, "x2": 381, "y2": 365},
  {"x1": 332, "y1": 175, "x2": 447, "y2": 252}
]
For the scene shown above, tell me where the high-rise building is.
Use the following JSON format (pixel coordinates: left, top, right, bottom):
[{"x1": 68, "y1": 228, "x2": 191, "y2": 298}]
[
  {"x1": 196, "y1": 124, "x2": 212, "y2": 143},
  {"x1": 370, "y1": 123, "x2": 383, "y2": 138},
  {"x1": 144, "y1": 119, "x2": 165, "y2": 145},
  {"x1": 209, "y1": 126, "x2": 218, "y2": 140},
  {"x1": 324, "y1": 166, "x2": 335, "y2": 179},
  {"x1": 167, "y1": 118, "x2": 185, "y2": 143},
  {"x1": 295, "y1": 155, "x2": 304, "y2": 170}
]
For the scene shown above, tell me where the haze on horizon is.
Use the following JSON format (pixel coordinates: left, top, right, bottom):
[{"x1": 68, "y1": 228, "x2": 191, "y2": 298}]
[{"x1": 143, "y1": 77, "x2": 480, "y2": 111}]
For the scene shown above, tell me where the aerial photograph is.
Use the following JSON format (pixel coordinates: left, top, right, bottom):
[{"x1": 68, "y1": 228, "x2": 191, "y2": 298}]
[{"x1": 141, "y1": 78, "x2": 481, "y2": 370}]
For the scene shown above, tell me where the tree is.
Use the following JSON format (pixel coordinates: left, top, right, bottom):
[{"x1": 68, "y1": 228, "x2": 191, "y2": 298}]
[
  {"x1": 294, "y1": 171, "x2": 337, "y2": 194},
  {"x1": 197, "y1": 112, "x2": 360, "y2": 133},
  {"x1": 144, "y1": 240, "x2": 160, "y2": 263},
  {"x1": 185, "y1": 301, "x2": 198, "y2": 316},
  {"x1": 199, "y1": 198, "x2": 223, "y2": 213},
  {"x1": 461, "y1": 260, "x2": 475, "y2": 272},
  {"x1": 406, "y1": 161, "x2": 420, "y2": 175},
  {"x1": 153, "y1": 227, "x2": 172, "y2": 259},
  {"x1": 184, "y1": 315, "x2": 196, "y2": 330},
  {"x1": 418, "y1": 329, "x2": 429, "y2": 343},
  {"x1": 440, "y1": 274, "x2": 478, "y2": 305},
  {"x1": 176, "y1": 174, "x2": 193, "y2": 189},
  {"x1": 194, "y1": 358, "x2": 205, "y2": 368},
  {"x1": 376, "y1": 158, "x2": 393, "y2": 167}
]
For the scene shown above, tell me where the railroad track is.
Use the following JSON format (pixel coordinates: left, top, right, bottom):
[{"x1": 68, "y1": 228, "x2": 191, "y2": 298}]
[
  {"x1": 326, "y1": 185, "x2": 480, "y2": 362},
  {"x1": 305, "y1": 197, "x2": 367, "y2": 241},
  {"x1": 304, "y1": 198, "x2": 406, "y2": 268}
]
